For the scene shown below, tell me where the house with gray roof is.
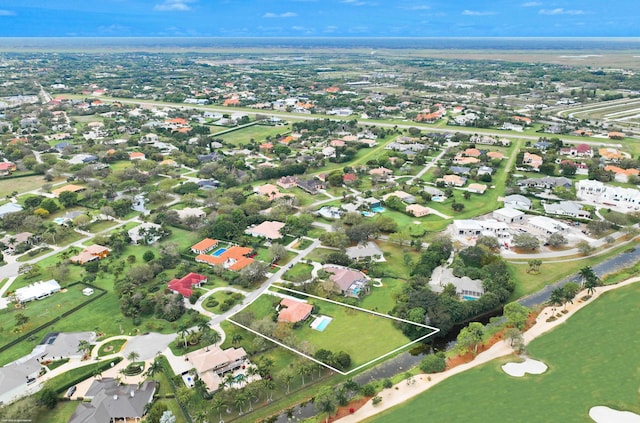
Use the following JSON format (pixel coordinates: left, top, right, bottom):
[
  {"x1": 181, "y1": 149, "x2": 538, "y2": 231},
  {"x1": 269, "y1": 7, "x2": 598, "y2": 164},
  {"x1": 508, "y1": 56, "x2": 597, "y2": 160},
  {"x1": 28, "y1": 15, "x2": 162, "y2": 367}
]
[
  {"x1": 543, "y1": 201, "x2": 590, "y2": 219},
  {"x1": 503, "y1": 194, "x2": 532, "y2": 210},
  {"x1": 429, "y1": 267, "x2": 484, "y2": 299},
  {"x1": 0, "y1": 357, "x2": 40, "y2": 405},
  {"x1": 345, "y1": 241, "x2": 385, "y2": 262},
  {"x1": 69, "y1": 378, "x2": 157, "y2": 423}
]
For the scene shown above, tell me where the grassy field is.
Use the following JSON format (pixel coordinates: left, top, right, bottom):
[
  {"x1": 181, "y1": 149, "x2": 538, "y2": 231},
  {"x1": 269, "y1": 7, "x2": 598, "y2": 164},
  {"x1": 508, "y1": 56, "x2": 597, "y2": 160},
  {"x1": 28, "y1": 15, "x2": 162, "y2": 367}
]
[
  {"x1": 35, "y1": 400, "x2": 78, "y2": 423},
  {"x1": 239, "y1": 292, "x2": 412, "y2": 370},
  {"x1": 214, "y1": 124, "x2": 291, "y2": 146},
  {"x1": 367, "y1": 282, "x2": 640, "y2": 423},
  {"x1": 0, "y1": 175, "x2": 58, "y2": 198},
  {"x1": 282, "y1": 263, "x2": 313, "y2": 281}
]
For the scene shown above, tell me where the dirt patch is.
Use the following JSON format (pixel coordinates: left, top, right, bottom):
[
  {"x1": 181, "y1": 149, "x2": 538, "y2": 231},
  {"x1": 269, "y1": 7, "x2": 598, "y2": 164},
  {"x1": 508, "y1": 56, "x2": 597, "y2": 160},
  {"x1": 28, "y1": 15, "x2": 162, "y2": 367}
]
[
  {"x1": 446, "y1": 332, "x2": 504, "y2": 369},
  {"x1": 329, "y1": 397, "x2": 371, "y2": 422}
]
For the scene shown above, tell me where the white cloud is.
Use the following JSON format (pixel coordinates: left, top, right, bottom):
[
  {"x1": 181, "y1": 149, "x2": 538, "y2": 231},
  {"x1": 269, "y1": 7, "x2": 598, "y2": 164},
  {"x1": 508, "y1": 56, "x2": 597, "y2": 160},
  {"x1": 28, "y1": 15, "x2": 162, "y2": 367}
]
[
  {"x1": 0, "y1": 9, "x2": 16, "y2": 16},
  {"x1": 263, "y1": 12, "x2": 297, "y2": 18},
  {"x1": 342, "y1": 0, "x2": 368, "y2": 6},
  {"x1": 462, "y1": 10, "x2": 496, "y2": 16},
  {"x1": 539, "y1": 8, "x2": 586, "y2": 15},
  {"x1": 154, "y1": 0, "x2": 195, "y2": 12},
  {"x1": 522, "y1": 1, "x2": 542, "y2": 6},
  {"x1": 403, "y1": 5, "x2": 431, "y2": 11}
]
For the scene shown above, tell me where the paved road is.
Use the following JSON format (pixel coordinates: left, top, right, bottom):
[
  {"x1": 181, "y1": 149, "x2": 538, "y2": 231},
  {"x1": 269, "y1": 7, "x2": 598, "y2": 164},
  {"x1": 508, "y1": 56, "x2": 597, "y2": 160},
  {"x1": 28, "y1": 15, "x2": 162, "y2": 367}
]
[{"x1": 518, "y1": 245, "x2": 640, "y2": 308}]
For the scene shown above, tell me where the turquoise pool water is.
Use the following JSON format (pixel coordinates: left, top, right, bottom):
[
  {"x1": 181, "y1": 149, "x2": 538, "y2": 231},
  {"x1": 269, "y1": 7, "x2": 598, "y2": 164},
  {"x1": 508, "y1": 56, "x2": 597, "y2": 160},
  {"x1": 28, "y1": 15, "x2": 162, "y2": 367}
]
[
  {"x1": 462, "y1": 295, "x2": 478, "y2": 301},
  {"x1": 312, "y1": 315, "x2": 333, "y2": 332},
  {"x1": 211, "y1": 247, "x2": 227, "y2": 257},
  {"x1": 370, "y1": 206, "x2": 385, "y2": 213}
]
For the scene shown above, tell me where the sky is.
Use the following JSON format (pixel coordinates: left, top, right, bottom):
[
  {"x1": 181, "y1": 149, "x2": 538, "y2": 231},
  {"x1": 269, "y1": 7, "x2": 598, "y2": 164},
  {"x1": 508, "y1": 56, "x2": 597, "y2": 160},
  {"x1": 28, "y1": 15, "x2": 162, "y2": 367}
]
[{"x1": 0, "y1": 0, "x2": 637, "y2": 38}]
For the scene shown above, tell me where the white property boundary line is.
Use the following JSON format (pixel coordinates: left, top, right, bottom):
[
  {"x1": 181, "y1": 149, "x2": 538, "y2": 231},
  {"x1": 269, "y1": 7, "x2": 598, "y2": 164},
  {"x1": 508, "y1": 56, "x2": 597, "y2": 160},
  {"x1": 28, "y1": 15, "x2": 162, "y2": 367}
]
[{"x1": 227, "y1": 285, "x2": 440, "y2": 376}]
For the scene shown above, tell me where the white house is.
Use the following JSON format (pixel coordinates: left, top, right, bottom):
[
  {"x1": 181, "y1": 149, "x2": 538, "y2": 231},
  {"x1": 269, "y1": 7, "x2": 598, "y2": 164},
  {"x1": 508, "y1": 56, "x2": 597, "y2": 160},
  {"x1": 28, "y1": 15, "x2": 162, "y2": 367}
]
[
  {"x1": 493, "y1": 207, "x2": 525, "y2": 224},
  {"x1": 14, "y1": 280, "x2": 61, "y2": 303},
  {"x1": 529, "y1": 216, "x2": 570, "y2": 235},
  {"x1": 452, "y1": 220, "x2": 483, "y2": 237}
]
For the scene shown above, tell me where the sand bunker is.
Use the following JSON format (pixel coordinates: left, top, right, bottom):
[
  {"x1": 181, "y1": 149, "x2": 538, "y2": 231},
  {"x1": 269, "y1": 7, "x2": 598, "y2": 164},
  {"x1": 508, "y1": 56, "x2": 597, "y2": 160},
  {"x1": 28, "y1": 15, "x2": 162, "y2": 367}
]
[
  {"x1": 590, "y1": 406, "x2": 640, "y2": 423},
  {"x1": 501, "y1": 357, "x2": 547, "y2": 377}
]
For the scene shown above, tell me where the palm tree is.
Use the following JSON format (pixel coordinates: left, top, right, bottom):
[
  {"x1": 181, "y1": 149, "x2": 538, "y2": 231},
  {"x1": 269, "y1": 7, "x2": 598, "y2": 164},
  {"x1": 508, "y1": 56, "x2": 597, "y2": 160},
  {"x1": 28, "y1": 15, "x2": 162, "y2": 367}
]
[
  {"x1": 118, "y1": 368, "x2": 128, "y2": 385},
  {"x1": 179, "y1": 325, "x2": 191, "y2": 348},
  {"x1": 197, "y1": 320, "x2": 210, "y2": 334},
  {"x1": 584, "y1": 274, "x2": 601, "y2": 295},
  {"x1": 231, "y1": 334, "x2": 243, "y2": 346},
  {"x1": 211, "y1": 396, "x2": 227, "y2": 423},
  {"x1": 283, "y1": 372, "x2": 294, "y2": 394},
  {"x1": 297, "y1": 364, "x2": 311, "y2": 386},
  {"x1": 222, "y1": 373, "x2": 236, "y2": 390},
  {"x1": 234, "y1": 391, "x2": 248, "y2": 415},
  {"x1": 234, "y1": 373, "x2": 247, "y2": 388},
  {"x1": 578, "y1": 266, "x2": 596, "y2": 286},
  {"x1": 204, "y1": 329, "x2": 221, "y2": 352},
  {"x1": 126, "y1": 351, "x2": 140, "y2": 363},
  {"x1": 245, "y1": 385, "x2": 259, "y2": 411},
  {"x1": 144, "y1": 359, "x2": 163, "y2": 378},
  {"x1": 194, "y1": 410, "x2": 209, "y2": 423},
  {"x1": 263, "y1": 379, "x2": 275, "y2": 402},
  {"x1": 548, "y1": 288, "x2": 564, "y2": 312},
  {"x1": 77, "y1": 340, "x2": 91, "y2": 359}
]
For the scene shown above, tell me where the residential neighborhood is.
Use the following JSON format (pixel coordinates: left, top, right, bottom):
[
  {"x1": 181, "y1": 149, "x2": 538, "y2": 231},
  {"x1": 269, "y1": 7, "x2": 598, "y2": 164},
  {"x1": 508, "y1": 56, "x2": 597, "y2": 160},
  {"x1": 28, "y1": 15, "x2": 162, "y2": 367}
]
[{"x1": 0, "y1": 36, "x2": 639, "y2": 423}]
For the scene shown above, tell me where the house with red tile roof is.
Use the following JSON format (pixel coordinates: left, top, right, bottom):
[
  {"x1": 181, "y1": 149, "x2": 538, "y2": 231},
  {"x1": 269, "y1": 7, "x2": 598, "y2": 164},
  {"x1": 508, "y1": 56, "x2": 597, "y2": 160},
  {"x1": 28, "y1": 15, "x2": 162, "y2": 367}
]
[
  {"x1": 523, "y1": 152, "x2": 543, "y2": 170},
  {"x1": 608, "y1": 131, "x2": 625, "y2": 140},
  {"x1": 277, "y1": 298, "x2": 313, "y2": 323},
  {"x1": 191, "y1": 238, "x2": 219, "y2": 255},
  {"x1": 513, "y1": 116, "x2": 532, "y2": 125},
  {"x1": 343, "y1": 173, "x2": 358, "y2": 184},
  {"x1": 463, "y1": 148, "x2": 482, "y2": 157},
  {"x1": 277, "y1": 176, "x2": 298, "y2": 189},
  {"x1": 486, "y1": 151, "x2": 505, "y2": 160},
  {"x1": 0, "y1": 162, "x2": 17, "y2": 176},
  {"x1": 52, "y1": 184, "x2": 86, "y2": 197},
  {"x1": 168, "y1": 273, "x2": 207, "y2": 297},
  {"x1": 129, "y1": 152, "x2": 146, "y2": 161},
  {"x1": 195, "y1": 246, "x2": 254, "y2": 271},
  {"x1": 70, "y1": 245, "x2": 110, "y2": 265}
]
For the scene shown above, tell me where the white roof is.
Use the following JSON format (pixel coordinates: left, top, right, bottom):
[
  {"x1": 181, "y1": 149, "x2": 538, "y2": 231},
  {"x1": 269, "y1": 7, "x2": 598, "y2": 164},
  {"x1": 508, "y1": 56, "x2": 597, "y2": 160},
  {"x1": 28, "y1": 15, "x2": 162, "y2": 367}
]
[
  {"x1": 529, "y1": 216, "x2": 569, "y2": 232},
  {"x1": 480, "y1": 219, "x2": 509, "y2": 230},
  {"x1": 15, "y1": 280, "x2": 61, "y2": 303},
  {"x1": 453, "y1": 220, "x2": 483, "y2": 231},
  {"x1": 493, "y1": 207, "x2": 524, "y2": 218}
]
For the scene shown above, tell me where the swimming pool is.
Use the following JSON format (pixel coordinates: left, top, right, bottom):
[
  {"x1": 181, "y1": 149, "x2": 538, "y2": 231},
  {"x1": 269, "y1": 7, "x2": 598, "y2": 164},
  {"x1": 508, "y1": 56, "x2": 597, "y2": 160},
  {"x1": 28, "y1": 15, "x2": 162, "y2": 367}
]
[
  {"x1": 432, "y1": 196, "x2": 445, "y2": 202},
  {"x1": 370, "y1": 206, "x2": 385, "y2": 213},
  {"x1": 311, "y1": 315, "x2": 333, "y2": 332},
  {"x1": 211, "y1": 247, "x2": 227, "y2": 257},
  {"x1": 462, "y1": 295, "x2": 478, "y2": 301},
  {"x1": 361, "y1": 211, "x2": 374, "y2": 217},
  {"x1": 53, "y1": 217, "x2": 67, "y2": 225}
]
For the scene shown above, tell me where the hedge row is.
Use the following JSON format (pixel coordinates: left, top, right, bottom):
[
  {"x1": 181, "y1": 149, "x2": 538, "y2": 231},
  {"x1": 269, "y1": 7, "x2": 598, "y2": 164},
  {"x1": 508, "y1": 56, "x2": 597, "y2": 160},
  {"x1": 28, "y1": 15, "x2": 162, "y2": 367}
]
[
  {"x1": 0, "y1": 281, "x2": 106, "y2": 355},
  {"x1": 48, "y1": 357, "x2": 122, "y2": 394}
]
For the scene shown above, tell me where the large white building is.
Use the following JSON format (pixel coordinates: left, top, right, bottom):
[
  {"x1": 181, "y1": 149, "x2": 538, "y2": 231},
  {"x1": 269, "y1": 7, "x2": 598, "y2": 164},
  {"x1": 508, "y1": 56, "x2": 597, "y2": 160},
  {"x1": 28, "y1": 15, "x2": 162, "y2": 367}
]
[
  {"x1": 576, "y1": 180, "x2": 640, "y2": 210},
  {"x1": 14, "y1": 280, "x2": 61, "y2": 303}
]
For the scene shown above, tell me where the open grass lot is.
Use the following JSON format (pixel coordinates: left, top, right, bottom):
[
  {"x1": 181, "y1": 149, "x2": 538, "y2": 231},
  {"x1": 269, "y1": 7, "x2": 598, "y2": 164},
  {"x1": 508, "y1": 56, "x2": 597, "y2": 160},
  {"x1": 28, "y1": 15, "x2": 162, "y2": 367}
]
[
  {"x1": 359, "y1": 278, "x2": 405, "y2": 315},
  {"x1": 85, "y1": 220, "x2": 118, "y2": 234},
  {"x1": 0, "y1": 283, "x2": 92, "y2": 348},
  {"x1": 97, "y1": 338, "x2": 127, "y2": 357},
  {"x1": 214, "y1": 124, "x2": 290, "y2": 146},
  {"x1": 238, "y1": 292, "x2": 412, "y2": 370},
  {"x1": 0, "y1": 175, "x2": 54, "y2": 198},
  {"x1": 282, "y1": 262, "x2": 313, "y2": 281},
  {"x1": 367, "y1": 282, "x2": 640, "y2": 423}
]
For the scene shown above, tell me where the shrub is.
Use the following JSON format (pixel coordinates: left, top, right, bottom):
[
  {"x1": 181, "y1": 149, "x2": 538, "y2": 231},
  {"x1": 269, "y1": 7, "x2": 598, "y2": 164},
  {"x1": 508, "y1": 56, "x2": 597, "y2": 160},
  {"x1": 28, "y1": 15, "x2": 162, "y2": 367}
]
[
  {"x1": 361, "y1": 383, "x2": 376, "y2": 397},
  {"x1": 419, "y1": 353, "x2": 447, "y2": 374},
  {"x1": 372, "y1": 396, "x2": 383, "y2": 405},
  {"x1": 382, "y1": 379, "x2": 393, "y2": 389}
]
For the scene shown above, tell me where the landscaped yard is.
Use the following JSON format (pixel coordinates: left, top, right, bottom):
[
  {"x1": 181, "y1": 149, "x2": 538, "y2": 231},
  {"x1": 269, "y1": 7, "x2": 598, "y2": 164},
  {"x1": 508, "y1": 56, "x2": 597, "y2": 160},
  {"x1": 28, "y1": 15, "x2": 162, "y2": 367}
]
[
  {"x1": 282, "y1": 263, "x2": 313, "y2": 282},
  {"x1": 234, "y1": 291, "x2": 414, "y2": 371},
  {"x1": 367, "y1": 282, "x2": 640, "y2": 422},
  {"x1": 97, "y1": 339, "x2": 127, "y2": 357},
  {"x1": 214, "y1": 124, "x2": 291, "y2": 146}
]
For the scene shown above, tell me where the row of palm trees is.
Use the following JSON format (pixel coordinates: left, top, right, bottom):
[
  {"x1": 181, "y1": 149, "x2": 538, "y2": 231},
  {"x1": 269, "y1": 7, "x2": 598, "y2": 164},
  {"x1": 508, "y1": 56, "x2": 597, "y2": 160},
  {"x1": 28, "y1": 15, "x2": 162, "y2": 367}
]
[{"x1": 548, "y1": 266, "x2": 602, "y2": 311}]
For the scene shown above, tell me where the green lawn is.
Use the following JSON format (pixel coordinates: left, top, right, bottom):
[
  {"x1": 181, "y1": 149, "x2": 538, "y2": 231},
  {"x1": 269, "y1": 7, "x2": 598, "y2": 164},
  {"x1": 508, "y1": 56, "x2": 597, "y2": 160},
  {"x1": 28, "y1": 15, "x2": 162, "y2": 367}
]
[
  {"x1": 86, "y1": 220, "x2": 118, "y2": 234},
  {"x1": 1, "y1": 175, "x2": 62, "y2": 198},
  {"x1": 282, "y1": 263, "x2": 313, "y2": 282},
  {"x1": 35, "y1": 400, "x2": 78, "y2": 423},
  {"x1": 215, "y1": 124, "x2": 291, "y2": 146},
  {"x1": 367, "y1": 282, "x2": 640, "y2": 422},
  {"x1": 359, "y1": 278, "x2": 405, "y2": 315},
  {"x1": 97, "y1": 338, "x2": 127, "y2": 357},
  {"x1": 238, "y1": 292, "x2": 412, "y2": 370}
]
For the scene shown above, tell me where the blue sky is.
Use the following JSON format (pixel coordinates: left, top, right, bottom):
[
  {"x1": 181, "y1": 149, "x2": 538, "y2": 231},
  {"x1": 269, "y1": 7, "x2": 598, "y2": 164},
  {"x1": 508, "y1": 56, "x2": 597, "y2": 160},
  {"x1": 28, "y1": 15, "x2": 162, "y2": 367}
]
[{"x1": 0, "y1": 0, "x2": 636, "y2": 37}]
